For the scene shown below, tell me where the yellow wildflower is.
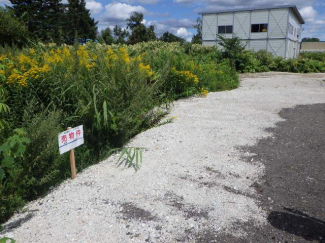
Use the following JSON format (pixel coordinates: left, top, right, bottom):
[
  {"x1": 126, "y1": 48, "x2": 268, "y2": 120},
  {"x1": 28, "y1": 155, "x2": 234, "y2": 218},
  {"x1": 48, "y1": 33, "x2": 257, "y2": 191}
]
[
  {"x1": 62, "y1": 46, "x2": 71, "y2": 57},
  {"x1": 200, "y1": 88, "x2": 209, "y2": 97},
  {"x1": 8, "y1": 69, "x2": 27, "y2": 87},
  {"x1": 41, "y1": 64, "x2": 51, "y2": 73},
  {"x1": 119, "y1": 47, "x2": 130, "y2": 64},
  {"x1": 107, "y1": 48, "x2": 118, "y2": 61},
  {"x1": 139, "y1": 63, "x2": 154, "y2": 77},
  {"x1": 29, "y1": 48, "x2": 36, "y2": 55}
]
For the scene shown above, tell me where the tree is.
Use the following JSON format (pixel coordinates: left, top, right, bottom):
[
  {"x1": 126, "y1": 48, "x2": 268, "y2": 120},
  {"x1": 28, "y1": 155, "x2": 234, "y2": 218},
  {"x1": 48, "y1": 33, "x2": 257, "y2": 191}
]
[
  {"x1": 191, "y1": 17, "x2": 202, "y2": 44},
  {"x1": 113, "y1": 25, "x2": 129, "y2": 44},
  {"x1": 159, "y1": 31, "x2": 185, "y2": 43},
  {"x1": 65, "y1": 0, "x2": 98, "y2": 42},
  {"x1": 0, "y1": 6, "x2": 28, "y2": 46},
  {"x1": 41, "y1": 0, "x2": 66, "y2": 43},
  {"x1": 217, "y1": 34, "x2": 246, "y2": 70},
  {"x1": 10, "y1": 0, "x2": 43, "y2": 40},
  {"x1": 126, "y1": 12, "x2": 156, "y2": 44},
  {"x1": 302, "y1": 37, "x2": 320, "y2": 42},
  {"x1": 100, "y1": 27, "x2": 114, "y2": 45},
  {"x1": 147, "y1": 25, "x2": 157, "y2": 42},
  {"x1": 9, "y1": 0, "x2": 65, "y2": 43}
]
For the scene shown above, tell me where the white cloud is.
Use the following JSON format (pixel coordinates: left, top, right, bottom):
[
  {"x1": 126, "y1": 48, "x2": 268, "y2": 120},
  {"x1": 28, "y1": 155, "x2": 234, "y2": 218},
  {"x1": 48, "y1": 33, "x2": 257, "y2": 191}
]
[
  {"x1": 86, "y1": 0, "x2": 103, "y2": 15},
  {"x1": 103, "y1": 3, "x2": 147, "y2": 22},
  {"x1": 121, "y1": 0, "x2": 161, "y2": 4},
  {"x1": 299, "y1": 6, "x2": 317, "y2": 22},
  {"x1": 175, "y1": 0, "x2": 314, "y2": 12},
  {"x1": 315, "y1": 20, "x2": 325, "y2": 24},
  {"x1": 144, "y1": 18, "x2": 195, "y2": 39},
  {"x1": 175, "y1": 27, "x2": 193, "y2": 41}
]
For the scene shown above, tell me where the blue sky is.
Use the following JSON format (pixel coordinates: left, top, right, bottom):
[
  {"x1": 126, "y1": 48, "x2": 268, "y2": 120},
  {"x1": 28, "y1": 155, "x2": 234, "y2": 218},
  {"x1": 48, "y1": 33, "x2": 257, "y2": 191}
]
[{"x1": 1, "y1": 0, "x2": 325, "y2": 41}]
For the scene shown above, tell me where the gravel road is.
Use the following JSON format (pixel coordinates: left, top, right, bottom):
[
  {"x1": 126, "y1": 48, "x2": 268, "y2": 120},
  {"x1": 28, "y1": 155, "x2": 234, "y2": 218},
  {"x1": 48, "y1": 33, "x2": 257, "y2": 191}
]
[{"x1": 1, "y1": 72, "x2": 325, "y2": 243}]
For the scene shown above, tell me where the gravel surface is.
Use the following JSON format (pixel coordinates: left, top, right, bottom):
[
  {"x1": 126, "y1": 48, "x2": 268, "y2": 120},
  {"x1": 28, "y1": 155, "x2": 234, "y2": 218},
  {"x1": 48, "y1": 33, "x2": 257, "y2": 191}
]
[{"x1": 1, "y1": 72, "x2": 325, "y2": 243}]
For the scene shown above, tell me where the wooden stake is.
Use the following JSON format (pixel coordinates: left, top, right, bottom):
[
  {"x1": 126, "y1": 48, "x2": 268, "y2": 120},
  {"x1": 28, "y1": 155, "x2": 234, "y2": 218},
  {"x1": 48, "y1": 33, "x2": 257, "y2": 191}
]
[{"x1": 68, "y1": 127, "x2": 77, "y2": 179}]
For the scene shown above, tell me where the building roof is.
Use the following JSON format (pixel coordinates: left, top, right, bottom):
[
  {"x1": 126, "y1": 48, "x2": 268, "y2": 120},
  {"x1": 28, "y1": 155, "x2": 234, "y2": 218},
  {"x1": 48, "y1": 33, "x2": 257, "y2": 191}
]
[{"x1": 199, "y1": 5, "x2": 305, "y2": 24}]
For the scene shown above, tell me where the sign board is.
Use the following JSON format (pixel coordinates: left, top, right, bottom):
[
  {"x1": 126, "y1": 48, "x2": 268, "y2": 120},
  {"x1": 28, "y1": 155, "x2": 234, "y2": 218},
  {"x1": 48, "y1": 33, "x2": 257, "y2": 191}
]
[{"x1": 58, "y1": 125, "x2": 84, "y2": 154}]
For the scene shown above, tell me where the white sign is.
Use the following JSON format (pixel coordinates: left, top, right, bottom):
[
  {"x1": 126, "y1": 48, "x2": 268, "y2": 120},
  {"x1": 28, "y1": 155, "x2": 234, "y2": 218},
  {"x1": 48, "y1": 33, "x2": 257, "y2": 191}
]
[{"x1": 58, "y1": 125, "x2": 84, "y2": 154}]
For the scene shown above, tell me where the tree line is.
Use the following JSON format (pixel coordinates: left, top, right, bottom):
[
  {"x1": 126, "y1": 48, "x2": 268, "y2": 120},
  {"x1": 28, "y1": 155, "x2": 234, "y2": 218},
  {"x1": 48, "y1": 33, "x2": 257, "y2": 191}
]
[
  {"x1": 4, "y1": 0, "x2": 96, "y2": 44},
  {"x1": 0, "y1": 0, "x2": 202, "y2": 46}
]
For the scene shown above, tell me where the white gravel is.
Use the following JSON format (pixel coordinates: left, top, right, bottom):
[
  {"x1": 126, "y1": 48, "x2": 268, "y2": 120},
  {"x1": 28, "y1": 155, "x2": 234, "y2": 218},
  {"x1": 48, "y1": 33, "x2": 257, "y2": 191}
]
[{"x1": 1, "y1": 72, "x2": 325, "y2": 242}]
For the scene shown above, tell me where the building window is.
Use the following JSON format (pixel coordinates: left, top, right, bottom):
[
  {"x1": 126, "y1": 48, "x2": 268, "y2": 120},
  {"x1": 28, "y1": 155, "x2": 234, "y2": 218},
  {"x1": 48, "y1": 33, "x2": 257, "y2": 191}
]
[
  {"x1": 251, "y1": 24, "x2": 268, "y2": 33},
  {"x1": 218, "y1": 25, "x2": 233, "y2": 34}
]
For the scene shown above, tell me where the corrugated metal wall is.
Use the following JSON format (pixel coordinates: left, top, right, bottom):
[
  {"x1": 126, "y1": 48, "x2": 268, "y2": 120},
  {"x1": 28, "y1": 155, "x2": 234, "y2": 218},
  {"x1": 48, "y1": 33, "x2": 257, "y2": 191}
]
[
  {"x1": 202, "y1": 14, "x2": 217, "y2": 40},
  {"x1": 268, "y1": 9, "x2": 288, "y2": 38},
  {"x1": 233, "y1": 11, "x2": 250, "y2": 39},
  {"x1": 268, "y1": 40, "x2": 286, "y2": 58},
  {"x1": 250, "y1": 40, "x2": 267, "y2": 51}
]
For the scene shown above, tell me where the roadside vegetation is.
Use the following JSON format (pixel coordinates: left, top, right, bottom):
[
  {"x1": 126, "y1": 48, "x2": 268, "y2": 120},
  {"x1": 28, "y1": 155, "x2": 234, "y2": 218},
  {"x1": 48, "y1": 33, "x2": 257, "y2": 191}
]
[
  {"x1": 0, "y1": 41, "x2": 238, "y2": 223},
  {"x1": 0, "y1": 2, "x2": 324, "y2": 225},
  {"x1": 217, "y1": 35, "x2": 325, "y2": 73}
]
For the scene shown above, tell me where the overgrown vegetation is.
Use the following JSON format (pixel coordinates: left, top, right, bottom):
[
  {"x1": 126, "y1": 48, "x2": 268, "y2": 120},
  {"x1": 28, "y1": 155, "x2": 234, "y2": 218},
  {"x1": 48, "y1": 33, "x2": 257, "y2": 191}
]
[
  {"x1": 0, "y1": 41, "x2": 238, "y2": 223},
  {"x1": 216, "y1": 35, "x2": 325, "y2": 73}
]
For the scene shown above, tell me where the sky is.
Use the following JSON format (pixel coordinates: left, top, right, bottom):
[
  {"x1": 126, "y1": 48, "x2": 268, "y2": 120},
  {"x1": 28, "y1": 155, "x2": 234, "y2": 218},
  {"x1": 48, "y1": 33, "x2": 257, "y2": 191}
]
[{"x1": 1, "y1": 0, "x2": 325, "y2": 41}]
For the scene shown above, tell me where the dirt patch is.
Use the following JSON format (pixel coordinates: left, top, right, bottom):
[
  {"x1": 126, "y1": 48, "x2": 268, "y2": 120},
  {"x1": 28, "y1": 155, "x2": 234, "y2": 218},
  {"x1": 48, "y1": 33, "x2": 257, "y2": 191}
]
[
  {"x1": 238, "y1": 103, "x2": 325, "y2": 242},
  {"x1": 179, "y1": 173, "x2": 220, "y2": 189},
  {"x1": 222, "y1": 186, "x2": 248, "y2": 197},
  {"x1": 205, "y1": 166, "x2": 226, "y2": 179},
  {"x1": 164, "y1": 192, "x2": 210, "y2": 220},
  {"x1": 119, "y1": 202, "x2": 157, "y2": 222}
]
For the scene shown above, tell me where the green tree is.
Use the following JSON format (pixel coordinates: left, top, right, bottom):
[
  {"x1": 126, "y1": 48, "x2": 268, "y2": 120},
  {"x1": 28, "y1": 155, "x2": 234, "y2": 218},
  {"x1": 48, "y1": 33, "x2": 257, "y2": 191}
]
[
  {"x1": 65, "y1": 0, "x2": 98, "y2": 42},
  {"x1": 113, "y1": 25, "x2": 129, "y2": 44},
  {"x1": 41, "y1": 0, "x2": 66, "y2": 43},
  {"x1": 159, "y1": 31, "x2": 185, "y2": 43},
  {"x1": 9, "y1": 0, "x2": 65, "y2": 43},
  {"x1": 191, "y1": 17, "x2": 202, "y2": 44},
  {"x1": 126, "y1": 12, "x2": 156, "y2": 44},
  {"x1": 100, "y1": 27, "x2": 114, "y2": 45},
  {"x1": 302, "y1": 37, "x2": 320, "y2": 42},
  {"x1": 0, "y1": 6, "x2": 28, "y2": 46},
  {"x1": 10, "y1": 0, "x2": 43, "y2": 40},
  {"x1": 217, "y1": 34, "x2": 246, "y2": 70},
  {"x1": 147, "y1": 25, "x2": 157, "y2": 41}
]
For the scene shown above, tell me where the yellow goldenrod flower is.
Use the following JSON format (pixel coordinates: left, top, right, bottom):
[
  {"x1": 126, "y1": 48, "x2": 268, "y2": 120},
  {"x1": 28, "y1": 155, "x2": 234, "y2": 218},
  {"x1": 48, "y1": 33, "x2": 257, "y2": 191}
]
[
  {"x1": 29, "y1": 48, "x2": 36, "y2": 55},
  {"x1": 119, "y1": 47, "x2": 130, "y2": 64},
  {"x1": 200, "y1": 88, "x2": 209, "y2": 97},
  {"x1": 139, "y1": 63, "x2": 154, "y2": 77}
]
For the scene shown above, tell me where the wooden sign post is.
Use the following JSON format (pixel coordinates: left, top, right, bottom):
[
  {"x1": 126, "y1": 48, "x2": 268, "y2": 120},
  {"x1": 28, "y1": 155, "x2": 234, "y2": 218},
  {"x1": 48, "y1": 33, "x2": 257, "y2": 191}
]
[
  {"x1": 58, "y1": 125, "x2": 84, "y2": 179},
  {"x1": 68, "y1": 127, "x2": 77, "y2": 179}
]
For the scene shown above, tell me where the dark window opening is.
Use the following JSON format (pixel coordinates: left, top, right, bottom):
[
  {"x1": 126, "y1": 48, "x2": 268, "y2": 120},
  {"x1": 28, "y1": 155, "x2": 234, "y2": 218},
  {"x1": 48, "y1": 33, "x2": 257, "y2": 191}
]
[
  {"x1": 251, "y1": 23, "x2": 268, "y2": 33},
  {"x1": 218, "y1": 25, "x2": 233, "y2": 34}
]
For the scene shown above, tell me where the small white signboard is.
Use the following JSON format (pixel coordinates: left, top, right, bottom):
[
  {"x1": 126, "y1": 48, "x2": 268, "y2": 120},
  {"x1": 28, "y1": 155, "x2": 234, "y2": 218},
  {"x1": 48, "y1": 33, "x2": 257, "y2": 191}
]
[{"x1": 58, "y1": 125, "x2": 84, "y2": 154}]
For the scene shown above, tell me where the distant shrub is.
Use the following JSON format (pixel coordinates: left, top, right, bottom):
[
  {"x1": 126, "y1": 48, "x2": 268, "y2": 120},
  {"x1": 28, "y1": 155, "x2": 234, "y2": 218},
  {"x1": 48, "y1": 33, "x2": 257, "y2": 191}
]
[
  {"x1": 300, "y1": 52, "x2": 325, "y2": 62},
  {"x1": 0, "y1": 7, "x2": 28, "y2": 47}
]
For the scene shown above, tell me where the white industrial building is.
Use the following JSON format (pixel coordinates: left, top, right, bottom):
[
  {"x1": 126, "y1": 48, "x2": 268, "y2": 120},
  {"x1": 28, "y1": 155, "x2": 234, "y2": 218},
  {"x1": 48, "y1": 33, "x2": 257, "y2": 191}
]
[{"x1": 201, "y1": 5, "x2": 305, "y2": 59}]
